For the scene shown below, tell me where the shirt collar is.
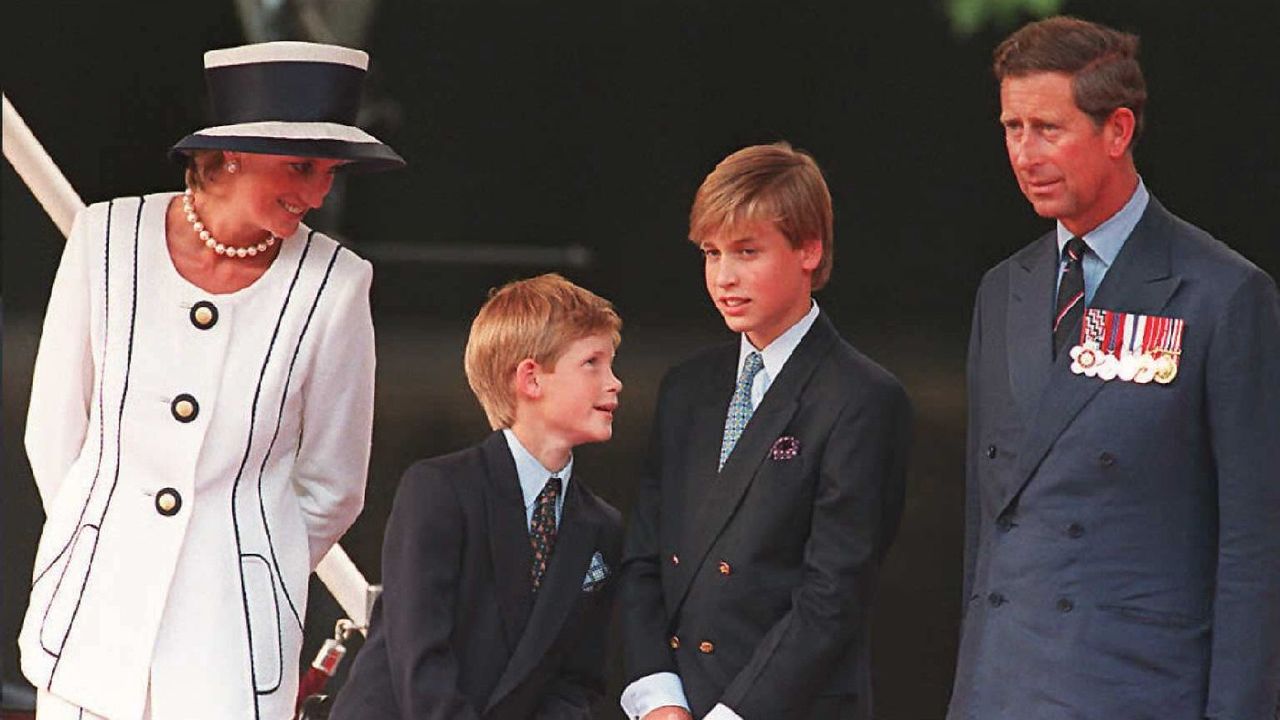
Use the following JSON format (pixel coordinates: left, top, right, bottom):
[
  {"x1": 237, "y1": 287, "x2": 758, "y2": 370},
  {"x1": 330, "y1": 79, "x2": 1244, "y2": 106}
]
[
  {"x1": 501, "y1": 428, "x2": 572, "y2": 511},
  {"x1": 737, "y1": 300, "x2": 820, "y2": 381},
  {"x1": 1056, "y1": 176, "x2": 1149, "y2": 267}
]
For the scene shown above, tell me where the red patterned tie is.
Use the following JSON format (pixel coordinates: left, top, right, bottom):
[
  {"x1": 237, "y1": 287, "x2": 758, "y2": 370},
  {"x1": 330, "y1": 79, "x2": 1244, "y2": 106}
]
[
  {"x1": 1053, "y1": 237, "x2": 1087, "y2": 358},
  {"x1": 529, "y1": 476, "x2": 562, "y2": 592}
]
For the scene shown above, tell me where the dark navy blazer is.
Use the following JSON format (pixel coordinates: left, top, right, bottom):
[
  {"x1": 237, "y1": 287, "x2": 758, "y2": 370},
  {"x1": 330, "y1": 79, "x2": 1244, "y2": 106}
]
[
  {"x1": 949, "y1": 197, "x2": 1280, "y2": 720},
  {"x1": 620, "y1": 312, "x2": 912, "y2": 719},
  {"x1": 330, "y1": 432, "x2": 622, "y2": 719}
]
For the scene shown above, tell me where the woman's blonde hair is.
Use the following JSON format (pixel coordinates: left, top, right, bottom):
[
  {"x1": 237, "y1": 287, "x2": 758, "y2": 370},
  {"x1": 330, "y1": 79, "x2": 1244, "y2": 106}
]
[{"x1": 464, "y1": 273, "x2": 622, "y2": 429}]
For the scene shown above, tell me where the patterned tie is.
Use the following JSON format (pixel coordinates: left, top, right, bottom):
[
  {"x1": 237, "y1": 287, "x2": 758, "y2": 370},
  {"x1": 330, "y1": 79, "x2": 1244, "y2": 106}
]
[
  {"x1": 719, "y1": 351, "x2": 764, "y2": 471},
  {"x1": 1053, "y1": 237, "x2": 1088, "y2": 358},
  {"x1": 529, "y1": 476, "x2": 561, "y2": 592}
]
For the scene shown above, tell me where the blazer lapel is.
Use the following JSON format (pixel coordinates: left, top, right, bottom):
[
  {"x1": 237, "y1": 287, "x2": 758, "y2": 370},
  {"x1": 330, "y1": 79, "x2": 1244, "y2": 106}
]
[
  {"x1": 484, "y1": 480, "x2": 600, "y2": 712},
  {"x1": 1006, "y1": 233, "x2": 1058, "y2": 416},
  {"x1": 1000, "y1": 199, "x2": 1182, "y2": 513},
  {"x1": 682, "y1": 351, "x2": 737, "y2": 518},
  {"x1": 480, "y1": 432, "x2": 535, "y2": 654},
  {"x1": 671, "y1": 313, "x2": 837, "y2": 612}
]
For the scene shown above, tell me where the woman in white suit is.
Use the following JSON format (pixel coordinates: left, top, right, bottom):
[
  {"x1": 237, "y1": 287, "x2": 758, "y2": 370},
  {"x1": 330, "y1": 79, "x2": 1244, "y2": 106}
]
[{"x1": 20, "y1": 41, "x2": 403, "y2": 719}]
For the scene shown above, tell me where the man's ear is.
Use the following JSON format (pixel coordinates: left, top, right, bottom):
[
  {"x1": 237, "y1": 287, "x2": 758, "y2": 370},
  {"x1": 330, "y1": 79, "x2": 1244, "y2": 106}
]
[
  {"x1": 799, "y1": 236, "x2": 823, "y2": 273},
  {"x1": 1105, "y1": 107, "x2": 1137, "y2": 158},
  {"x1": 514, "y1": 358, "x2": 542, "y2": 400}
]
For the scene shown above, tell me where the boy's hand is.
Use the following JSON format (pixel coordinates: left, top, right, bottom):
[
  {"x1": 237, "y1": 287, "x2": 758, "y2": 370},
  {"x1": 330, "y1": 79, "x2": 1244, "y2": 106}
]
[{"x1": 642, "y1": 707, "x2": 694, "y2": 720}]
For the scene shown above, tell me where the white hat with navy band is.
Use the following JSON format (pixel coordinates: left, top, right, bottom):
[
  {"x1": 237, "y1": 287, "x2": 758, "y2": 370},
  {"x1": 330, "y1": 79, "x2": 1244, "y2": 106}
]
[{"x1": 170, "y1": 41, "x2": 405, "y2": 173}]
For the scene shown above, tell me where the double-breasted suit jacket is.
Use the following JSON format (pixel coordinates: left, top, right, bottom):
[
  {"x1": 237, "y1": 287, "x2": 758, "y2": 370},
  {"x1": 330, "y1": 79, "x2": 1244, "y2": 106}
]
[
  {"x1": 330, "y1": 431, "x2": 623, "y2": 719},
  {"x1": 620, "y1": 312, "x2": 912, "y2": 719},
  {"x1": 949, "y1": 197, "x2": 1280, "y2": 719},
  {"x1": 21, "y1": 193, "x2": 374, "y2": 719}
]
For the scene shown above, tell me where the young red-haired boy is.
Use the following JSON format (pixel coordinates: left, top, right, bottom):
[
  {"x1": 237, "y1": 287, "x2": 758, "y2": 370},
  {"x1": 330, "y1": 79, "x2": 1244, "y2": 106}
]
[{"x1": 333, "y1": 274, "x2": 623, "y2": 719}]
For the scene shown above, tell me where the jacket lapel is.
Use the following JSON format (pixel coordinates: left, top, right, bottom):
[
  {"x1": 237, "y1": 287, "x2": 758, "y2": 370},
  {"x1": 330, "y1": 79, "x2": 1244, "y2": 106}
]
[
  {"x1": 480, "y1": 431, "x2": 535, "y2": 654},
  {"x1": 671, "y1": 313, "x2": 837, "y2": 612},
  {"x1": 1006, "y1": 233, "x2": 1058, "y2": 416},
  {"x1": 681, "y1": 351, "x2": 737, "y2": 518},
  {"x1": 1000, "y1": 198, "x2": 1182, "y2": 513},
  {"x1": 484, "y1": 479, "x2": 600, "y2": 711}
]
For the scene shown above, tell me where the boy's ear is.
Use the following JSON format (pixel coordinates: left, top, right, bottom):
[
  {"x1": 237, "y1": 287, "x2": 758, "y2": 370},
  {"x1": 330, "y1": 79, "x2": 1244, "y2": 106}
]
[
  {"x1": 799, "y1": 236, "x2": 823, "y2": 272},
  {"x1": 514, "y1": 358, "x2": 542, "y2": 400}
]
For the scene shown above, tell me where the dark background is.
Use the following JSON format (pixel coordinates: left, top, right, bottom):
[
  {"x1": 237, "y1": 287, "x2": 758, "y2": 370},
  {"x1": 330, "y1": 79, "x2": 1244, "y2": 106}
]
[{"x1": 4, "y1": 1, "x2": 1278, "y2": 717}]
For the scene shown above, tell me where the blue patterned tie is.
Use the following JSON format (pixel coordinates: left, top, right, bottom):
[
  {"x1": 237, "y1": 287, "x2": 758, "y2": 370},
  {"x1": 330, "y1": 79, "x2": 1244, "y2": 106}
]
[{"x1": 720, "y1": 351, "x2": 764, "y2": 470}]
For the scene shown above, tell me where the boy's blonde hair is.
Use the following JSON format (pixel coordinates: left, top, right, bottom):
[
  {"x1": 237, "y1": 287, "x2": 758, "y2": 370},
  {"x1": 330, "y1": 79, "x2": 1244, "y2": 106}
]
[
  {"x1": 689, "y1": 142, "x2": 834, "y2": 290},
  {"x1": 464, "y1": 273, "x2": 622, "y2": 429}
]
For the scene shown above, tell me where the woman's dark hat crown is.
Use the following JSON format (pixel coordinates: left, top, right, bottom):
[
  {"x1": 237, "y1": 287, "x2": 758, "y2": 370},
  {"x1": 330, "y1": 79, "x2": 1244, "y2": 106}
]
[{"x1": 170, "y1": 41, "x2": 404, "y2": 172}]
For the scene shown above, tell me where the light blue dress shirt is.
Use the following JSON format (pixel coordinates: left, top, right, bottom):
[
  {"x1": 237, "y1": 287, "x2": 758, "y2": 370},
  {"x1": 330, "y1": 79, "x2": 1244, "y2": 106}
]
[
  {"x1": 501, "y1": 428, "x2": 572, "y2": 529},
  {"x1": 736, "y1": 300, "x2": 821, "y2": 410},
  {"x1": 1055, "y1": 178, "x2": 1149, "y2": 305}
]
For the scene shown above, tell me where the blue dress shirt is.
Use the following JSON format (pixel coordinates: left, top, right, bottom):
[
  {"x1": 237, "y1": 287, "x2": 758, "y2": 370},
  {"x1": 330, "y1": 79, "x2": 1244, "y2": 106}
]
[
  {"x1": 1055, "y1": 178, "x2": 1149, "y2": 305},
  {"x1": 502, "y1": 428, "x2": 571, "y2": 529}
]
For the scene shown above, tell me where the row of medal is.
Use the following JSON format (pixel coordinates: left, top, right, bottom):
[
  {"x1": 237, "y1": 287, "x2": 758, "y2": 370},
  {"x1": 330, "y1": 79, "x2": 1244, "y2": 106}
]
[{"x1": 1068, "y1": 308, "x2": 1184, "y2": 384}]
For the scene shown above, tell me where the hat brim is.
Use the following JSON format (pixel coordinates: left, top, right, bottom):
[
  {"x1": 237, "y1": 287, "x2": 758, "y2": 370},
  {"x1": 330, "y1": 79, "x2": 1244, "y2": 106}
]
[{"x1": 170, "y1": 133, "x2": 405, "y2": 174}]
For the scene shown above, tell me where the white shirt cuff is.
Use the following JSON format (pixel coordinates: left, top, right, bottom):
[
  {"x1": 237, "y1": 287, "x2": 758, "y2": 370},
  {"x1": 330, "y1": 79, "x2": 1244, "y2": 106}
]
[
  {"x1": 703, "y1": 703, "x2": 743, "y2": 720},
  {"x1": 620, "y1": 672, "x2": 690, "y2": 719}
]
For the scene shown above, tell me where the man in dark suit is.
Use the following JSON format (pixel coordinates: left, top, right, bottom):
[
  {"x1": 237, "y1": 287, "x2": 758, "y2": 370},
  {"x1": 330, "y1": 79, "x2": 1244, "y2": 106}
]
[
  {"x1": 950, "y1": 16, "x2": 1280, "y2": 720},
  {"x1": 331, "y1": 274, "x2": 624, "y2": 719},
  {"x1": 619, "y1": 143, "x2": 912, "y2": 720}
]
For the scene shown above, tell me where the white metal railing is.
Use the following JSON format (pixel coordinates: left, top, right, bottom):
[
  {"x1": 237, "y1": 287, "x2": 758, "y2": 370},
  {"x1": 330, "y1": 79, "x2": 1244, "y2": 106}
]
[{"x1": 3, "y1": 92, "x2": 375, "y2": 630}]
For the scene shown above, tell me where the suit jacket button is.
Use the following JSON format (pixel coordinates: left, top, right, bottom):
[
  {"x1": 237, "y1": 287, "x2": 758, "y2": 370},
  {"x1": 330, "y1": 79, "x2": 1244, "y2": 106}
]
[
  {"x1": 698, "y1": 641, "x2": 715, "y2": 654},
  {"x1": 986, "y1": 444, "x2": 998, "y2": 459},
  {"x1": 669, "y1": 635, "x2": 680, "y2": 650},
  {"x1": 1057, "y1": 597, "x2": 1074, "y2": 613},
  {"x1": 996, "y1": 515, "x2": 1014, "y2": 533},
  {"x1": 718, "y1": 561, "x2": 731, "y2": 575},
  {"x1": 1066, "y1": 522, "x2": 1085, "y2": 539},
  {"x1": 1099, "y1": 451, "x2": 1116, "y2": 467},
  {"x1": 171, "y1": 394, "x2": 199, "y2": 423},
  {"x1": 671, "y1": 554, "x2": 680, "y2": 566},
  {"x1": 155, "y1": 488, "x2": 182, "y2": 516},
  {"x1": 190, "y1": 301, "x2": 218, "y2": 329},
  {"x1": 987, "y1": 592, "x2": 1006, "y2": 607}
]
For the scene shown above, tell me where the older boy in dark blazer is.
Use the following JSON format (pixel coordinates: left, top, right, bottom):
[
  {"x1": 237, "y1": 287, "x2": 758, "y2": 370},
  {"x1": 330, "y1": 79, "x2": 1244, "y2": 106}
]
[
  {"x1": 332, "y1": 274, "x2": 624, "y2": 719},
  {"x1": 619, "y1": 143, "x2": 912, "y2": 720}
]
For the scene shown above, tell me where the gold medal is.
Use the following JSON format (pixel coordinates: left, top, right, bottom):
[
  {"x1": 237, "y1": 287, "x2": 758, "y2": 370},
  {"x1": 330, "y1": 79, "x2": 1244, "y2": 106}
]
[{"x1": 1153, "y1": 353, "x2": 1178, "y2": 384}]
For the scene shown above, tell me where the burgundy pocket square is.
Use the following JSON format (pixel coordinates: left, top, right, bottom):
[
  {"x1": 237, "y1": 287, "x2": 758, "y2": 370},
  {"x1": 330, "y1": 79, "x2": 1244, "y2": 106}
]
[{"x1": 770, "y1": 435, "x2": 800, "y2": 461}]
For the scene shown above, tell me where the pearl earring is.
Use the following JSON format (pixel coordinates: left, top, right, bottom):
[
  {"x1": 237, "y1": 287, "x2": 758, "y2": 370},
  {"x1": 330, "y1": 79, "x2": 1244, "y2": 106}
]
[{"x1": 225, "y1": 161, "x2": 240, "y2": 174}]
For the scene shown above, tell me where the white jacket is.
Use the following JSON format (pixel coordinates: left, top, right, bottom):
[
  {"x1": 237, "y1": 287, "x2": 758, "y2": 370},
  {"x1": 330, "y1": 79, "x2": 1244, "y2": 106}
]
[{"x1": 20, "y1": 192, "x2": 375, "y2": 720}]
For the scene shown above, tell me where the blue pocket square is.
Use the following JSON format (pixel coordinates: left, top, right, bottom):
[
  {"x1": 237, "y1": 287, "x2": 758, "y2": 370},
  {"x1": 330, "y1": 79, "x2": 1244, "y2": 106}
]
[{"x1": 581, "y1": 551, "x2": 609, "y2": 592}]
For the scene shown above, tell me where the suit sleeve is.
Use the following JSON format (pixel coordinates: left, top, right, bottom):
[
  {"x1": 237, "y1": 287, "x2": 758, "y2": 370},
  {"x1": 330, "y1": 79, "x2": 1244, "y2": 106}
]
[
  {"x1": 535, "y1": 513, "x2": 622, "y2": 719},
  {"x1": 720, "y1": 380, "x2": 913, "y2": 716},
  {"x1": 380, "y1": 464, "x2": 482, "y2": 719},
  {"x1": 963, "y1": 284, "x2": 986, "y2": 605},
  {"x1": 619, "y1": 371, "x2": 683, "y2": 684},
  {"x1": 291, "y1": 254, "x2": 375, "y2": 569},
  {"x1": 1203, "y1": 268, "x2": 1280, "y2": 719},
  {"x1": 25, "y1": 205, "x2": 96, "y2": 511}
]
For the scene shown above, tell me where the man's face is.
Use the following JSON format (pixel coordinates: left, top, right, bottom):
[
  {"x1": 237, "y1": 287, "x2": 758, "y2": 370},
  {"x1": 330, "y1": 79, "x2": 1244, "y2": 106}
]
[
  {"x1": 701, "y1": 219, "x2": 820, "y2": 349},
  {"x1": 1000, "y1": 72, "x2": 1126, "y2": 235}
]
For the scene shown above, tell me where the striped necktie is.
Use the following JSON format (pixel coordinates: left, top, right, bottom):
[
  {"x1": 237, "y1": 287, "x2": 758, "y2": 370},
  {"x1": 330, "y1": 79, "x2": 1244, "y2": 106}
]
[
  {"x1": 1053, "y1": 237, "x2": 1087, "y2": 358},
  {"x1": 719, "y1": 351, "x2": 764, "y2": 470}
]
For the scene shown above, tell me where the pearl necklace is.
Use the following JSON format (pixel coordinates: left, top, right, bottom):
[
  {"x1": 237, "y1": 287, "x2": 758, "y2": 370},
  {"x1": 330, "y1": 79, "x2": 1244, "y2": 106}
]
[{"x1": 182, "y1": 189, "x2": 278, "y2": 259}]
